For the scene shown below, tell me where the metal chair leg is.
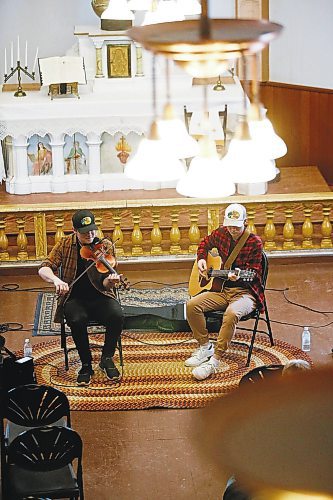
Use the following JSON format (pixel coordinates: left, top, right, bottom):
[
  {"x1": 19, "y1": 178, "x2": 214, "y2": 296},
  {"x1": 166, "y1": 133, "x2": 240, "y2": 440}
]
[
  {"x1": 60, "y1": 323, "x2": 69, "y2": 371},
  {"x1": 117, "y1": 336, "x2": 124, "y2": 368},
  {"x1": 264, "y1": 300, "x2": 274, "y2": 346},
  {"x1": 246, "y1": 315, "x2": 260, "y2": 367}
]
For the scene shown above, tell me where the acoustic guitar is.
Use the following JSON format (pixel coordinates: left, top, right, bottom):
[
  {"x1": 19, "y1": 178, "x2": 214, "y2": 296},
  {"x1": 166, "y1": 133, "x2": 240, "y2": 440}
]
[{"x1": 188, "y1": 253, "x2": 256, "y2": 297}]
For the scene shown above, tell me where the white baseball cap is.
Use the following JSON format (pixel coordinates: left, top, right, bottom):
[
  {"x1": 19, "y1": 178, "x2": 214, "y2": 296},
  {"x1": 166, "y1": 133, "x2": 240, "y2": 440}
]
[{"x1": 223, "y1": 203, "x2": 247, "y2": 227}]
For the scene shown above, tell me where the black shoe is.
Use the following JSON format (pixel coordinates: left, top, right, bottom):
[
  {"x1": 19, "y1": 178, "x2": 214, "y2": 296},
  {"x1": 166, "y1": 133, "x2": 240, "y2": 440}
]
[
  {"x1": 77, "y1": 364, "x2": 94, "y2": 386},
  {"x1": 99, "y1": 356, "x2": 120, "y2": 381}
]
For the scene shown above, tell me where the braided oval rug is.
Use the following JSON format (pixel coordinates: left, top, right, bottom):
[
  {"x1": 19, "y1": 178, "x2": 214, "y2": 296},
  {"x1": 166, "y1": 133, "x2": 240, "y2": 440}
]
[{"x1": 32, "y1": 332, "x2": 311, "y2": 411}]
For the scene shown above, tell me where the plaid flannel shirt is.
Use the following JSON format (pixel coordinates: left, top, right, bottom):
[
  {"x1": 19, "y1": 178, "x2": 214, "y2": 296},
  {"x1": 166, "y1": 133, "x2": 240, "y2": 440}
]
[
  {"x1": 39, "y1": 233, "x2": 116, "y2": 323},
  {"x1": 197, "y1": 226, "x2": 264, "y2": 312}
]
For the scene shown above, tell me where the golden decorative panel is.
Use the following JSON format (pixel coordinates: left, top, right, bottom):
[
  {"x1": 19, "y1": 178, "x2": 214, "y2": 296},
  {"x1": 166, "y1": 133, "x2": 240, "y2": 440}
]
[{"x1": 107, "y1": 44, "x2": 131, "y2": 78}]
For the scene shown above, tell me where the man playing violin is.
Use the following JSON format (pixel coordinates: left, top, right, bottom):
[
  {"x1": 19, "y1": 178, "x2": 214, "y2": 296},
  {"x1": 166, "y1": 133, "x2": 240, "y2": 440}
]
[
  {"x1": 38, "y1": 209, "x2": 124, "y2": 386},
  {"x1": 185, "y1": 203, "x2": 264, "y2": 381}
]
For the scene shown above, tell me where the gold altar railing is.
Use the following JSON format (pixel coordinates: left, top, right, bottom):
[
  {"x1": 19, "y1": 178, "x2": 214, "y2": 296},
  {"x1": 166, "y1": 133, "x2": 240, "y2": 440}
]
[{"x1": 0, "y1": 192, "x2": 332, "y2": 266}]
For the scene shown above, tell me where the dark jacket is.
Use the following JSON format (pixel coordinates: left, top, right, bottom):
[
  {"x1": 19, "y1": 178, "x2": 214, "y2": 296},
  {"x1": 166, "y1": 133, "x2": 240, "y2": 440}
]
[{"x1": 39, "y1": 233, "x2": 116, "y2": 323}]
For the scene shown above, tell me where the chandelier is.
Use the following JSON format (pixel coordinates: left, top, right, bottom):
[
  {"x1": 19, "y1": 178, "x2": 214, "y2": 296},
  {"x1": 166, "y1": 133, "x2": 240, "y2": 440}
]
[
  {"x1": 128, "y1": 2, "x2": 282, "y2": 78},
  {"x1": 125, "y1": 0, "x2": 285, "y2": 197}
]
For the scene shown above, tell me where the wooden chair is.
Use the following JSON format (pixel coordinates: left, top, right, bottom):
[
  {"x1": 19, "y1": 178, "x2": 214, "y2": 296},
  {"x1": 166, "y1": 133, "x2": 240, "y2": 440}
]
[
  {"x1": 4, "y1": 425, "x2": 84, "y2": 500},
  {"x1": 204, "y1": 252, "x2": 274, "y2": 367}
]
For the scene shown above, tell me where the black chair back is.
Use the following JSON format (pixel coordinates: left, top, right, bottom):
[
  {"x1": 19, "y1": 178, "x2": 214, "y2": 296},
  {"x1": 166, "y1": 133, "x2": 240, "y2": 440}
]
[
  {"x1": 239, "y1": 364, "x2": 283, "y2": 386},
  {"x1": 2, "y1": 383, "x2": 71, "y2": 453},
  {"x1": 5, "y1": 425, "x2": 84, "y2": 499},
  {"x1": 5, "y1": 383, "x2": 71, "y2": 428},
  {"x1": 261, "y1": 251, "x2": 269, "y2": 289},
  {"x1": 8, "y1": 425, "x2": 81, "y2": 470}
]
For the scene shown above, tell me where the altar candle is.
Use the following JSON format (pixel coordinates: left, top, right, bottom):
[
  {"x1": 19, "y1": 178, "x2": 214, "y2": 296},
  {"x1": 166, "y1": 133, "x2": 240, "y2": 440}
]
[
  {"x1": 32, "y1": 47, "x2": 39, "y2": 72},
  {"x1": 4, "y1": 48, "x2": 7, "y2": 74},
  {"x1": 25, "y1": 40, "x2": 28, "y2": 67},
  {"x1": 10, "y1": 42, "x2": 13, "y2": 68},
  {"x1": 17, "y1": 35, "x2": 20, "y2": 61}
]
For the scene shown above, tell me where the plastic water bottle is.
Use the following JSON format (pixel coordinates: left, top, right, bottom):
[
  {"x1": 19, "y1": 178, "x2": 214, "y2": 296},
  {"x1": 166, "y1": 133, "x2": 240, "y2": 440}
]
[
  {"x1": 23, "y1": 338, "x2": 33, "y2": 358},
  {"x1": 301, "y1": 327, "x2": 311, "y2": 352}
]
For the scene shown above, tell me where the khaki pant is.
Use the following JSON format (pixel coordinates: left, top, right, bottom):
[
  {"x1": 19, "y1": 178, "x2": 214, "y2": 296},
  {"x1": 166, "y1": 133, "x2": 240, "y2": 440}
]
[{"x1": 186, "y1": 288, "x2": 256, "y2": 357}]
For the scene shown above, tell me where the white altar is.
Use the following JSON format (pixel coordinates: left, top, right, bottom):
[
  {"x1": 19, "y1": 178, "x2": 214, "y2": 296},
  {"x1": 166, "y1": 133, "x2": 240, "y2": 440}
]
[{"x1": 0, "y1": 25, "x2": 246, "y2": 195}]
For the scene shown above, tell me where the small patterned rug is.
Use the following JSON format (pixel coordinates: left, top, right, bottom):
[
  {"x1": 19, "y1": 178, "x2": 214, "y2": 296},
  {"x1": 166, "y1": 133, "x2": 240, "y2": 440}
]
[
  {"x1": 32, "y1": 332, "x2": 312, "y2": 411},
  {"x1": 33, "y1": 288, "x2": 190, "y2": 336}
]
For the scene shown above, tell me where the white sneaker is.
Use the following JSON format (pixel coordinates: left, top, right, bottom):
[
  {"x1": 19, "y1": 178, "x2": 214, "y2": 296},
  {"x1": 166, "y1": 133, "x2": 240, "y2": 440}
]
[
  {"x1": 185, "y1": 343, "x2": 214, "y2": 367},
  {"x1": 192, "y1": 358, "x2": 219, "y2": 380}
]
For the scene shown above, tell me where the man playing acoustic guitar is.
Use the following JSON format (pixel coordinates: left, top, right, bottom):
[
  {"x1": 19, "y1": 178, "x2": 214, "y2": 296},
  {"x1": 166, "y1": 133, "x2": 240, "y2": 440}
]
[{"x1": 185, "y1": 203, "x2": 264, "y2": 380}]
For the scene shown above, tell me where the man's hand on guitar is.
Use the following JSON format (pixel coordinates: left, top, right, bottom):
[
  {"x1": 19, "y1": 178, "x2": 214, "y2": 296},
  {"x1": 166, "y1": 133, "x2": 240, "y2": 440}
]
[
  {"x1": 197, "y1": 259, "x2": 208, "y2": 278},
  {"x1": 228, "y1": 268, "x2": 241, "y2": 281}
]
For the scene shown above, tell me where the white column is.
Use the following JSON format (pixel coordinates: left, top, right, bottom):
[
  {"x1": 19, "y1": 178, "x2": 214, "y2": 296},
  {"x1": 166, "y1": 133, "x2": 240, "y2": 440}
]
[
  {"x1": 49, "y1": 134, "x2": 67, "y2": 193},
  {"x1": 12, "y1": 135, "x2": 31, "y2": 194},
  {"x1": 86, "y1": 132, "x2": 103, "y2": 192},
  {"x1": 91, "y1": 38, "x2": 105, "y2": 78},
  {"x1": 135, "y1": 43, "x2": 144, "y2": 77}
]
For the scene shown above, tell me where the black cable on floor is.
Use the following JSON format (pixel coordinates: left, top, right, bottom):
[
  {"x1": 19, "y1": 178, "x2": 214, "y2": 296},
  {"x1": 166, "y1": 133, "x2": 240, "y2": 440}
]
[
  {"x1": 266, "y1": 287, "x2": 333, "y2": 315},
  {"x1": 270, "y1": 318, "x2": 333, "y2": 329},
  {"x1": 0, "y1": 283, "x2": 53, "y2": 292},
  {"x1": 0, "y1": 322, "x2": 23, "y2": 332},
  {"x1": 3, "y1": 282, "x2": 333, "y2": 317},
  {"x1": 0, "y1": 281, "x2": 188, "y2": 292}
]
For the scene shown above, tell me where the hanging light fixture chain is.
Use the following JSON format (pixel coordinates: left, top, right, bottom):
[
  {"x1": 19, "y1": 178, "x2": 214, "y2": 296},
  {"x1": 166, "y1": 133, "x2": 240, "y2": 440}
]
[
  {"x1": 241, "y1": 52, "x2": 248, "y2": 116},
  {"x1": 166, "y1": 59, "x2": 170, "y2": 104},
  {"x1": 203, "y1": 84, "x2": 210, "y2": 134},
  {"x1": 152, "y1": 55, "x2": 157, "y2": 118},
  {"x1": 200, "y1": 0, "x2": 210, "y2": 38}
]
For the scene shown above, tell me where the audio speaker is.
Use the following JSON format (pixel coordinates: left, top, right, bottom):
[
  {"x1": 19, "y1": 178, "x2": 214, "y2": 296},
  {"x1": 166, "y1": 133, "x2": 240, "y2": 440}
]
[{"x1": 0, "y1": 356, "x2": 36, "y2": 391}]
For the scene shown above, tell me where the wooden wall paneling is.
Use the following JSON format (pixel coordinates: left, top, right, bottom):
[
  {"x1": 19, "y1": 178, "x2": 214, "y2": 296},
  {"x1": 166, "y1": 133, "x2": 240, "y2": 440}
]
[
  {"x1": 310, "y1": 91, "x2": 323, "y2": 169},
  {"x1": 299, "y1": 89, "x2": 311, "y2": 163},
  {"x1": 260, "y1": 84, "x2": 301, "y2": 167},
  {"x1": 310, "y1": 91, "x2": 333, "y2": 183},
  {"x1": 260, "y1": 82, "x2": 333, "y2": 184}
]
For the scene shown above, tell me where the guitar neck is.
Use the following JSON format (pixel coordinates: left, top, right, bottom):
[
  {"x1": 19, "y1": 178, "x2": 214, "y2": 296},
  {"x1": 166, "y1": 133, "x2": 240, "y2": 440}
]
[{"x1": 209, "y1": 270, "x2": 230, "y2": 278}]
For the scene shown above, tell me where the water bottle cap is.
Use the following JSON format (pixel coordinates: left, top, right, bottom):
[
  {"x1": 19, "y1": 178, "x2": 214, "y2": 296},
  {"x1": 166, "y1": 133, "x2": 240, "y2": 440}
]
[{"x1": 25, "y1": 338, "x2": 29, "y2": 342}]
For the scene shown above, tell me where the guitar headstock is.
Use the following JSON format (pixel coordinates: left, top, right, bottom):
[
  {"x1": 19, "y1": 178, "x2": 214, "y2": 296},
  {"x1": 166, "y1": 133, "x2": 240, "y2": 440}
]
[{"x1": 240, "y1": 269, "x2": 256, "y2": 282}]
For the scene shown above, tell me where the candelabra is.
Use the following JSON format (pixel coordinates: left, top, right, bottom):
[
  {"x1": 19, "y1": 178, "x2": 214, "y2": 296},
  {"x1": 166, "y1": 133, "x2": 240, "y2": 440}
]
[{"x1": 4, "y1": 61, "x2": 35, "y2": 97}]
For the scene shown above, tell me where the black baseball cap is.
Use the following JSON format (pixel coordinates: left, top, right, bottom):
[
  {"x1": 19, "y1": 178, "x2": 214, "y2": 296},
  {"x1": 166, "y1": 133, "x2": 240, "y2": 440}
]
[{"x1": 72, "y1": 209, "x2": 98, "y2": 233}]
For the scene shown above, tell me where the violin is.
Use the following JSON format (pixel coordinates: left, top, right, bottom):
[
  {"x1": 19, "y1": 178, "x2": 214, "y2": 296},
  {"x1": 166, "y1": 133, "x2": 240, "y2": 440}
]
[{"x1": 80, "y1": 238, "x2": 130, "y2": 291}]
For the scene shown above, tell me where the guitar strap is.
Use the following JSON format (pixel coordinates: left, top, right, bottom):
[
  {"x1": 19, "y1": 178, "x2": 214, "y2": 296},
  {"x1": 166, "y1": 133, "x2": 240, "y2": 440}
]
[{"x1": 223, "y1": 228, "x2": 250, "y2": 270}]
